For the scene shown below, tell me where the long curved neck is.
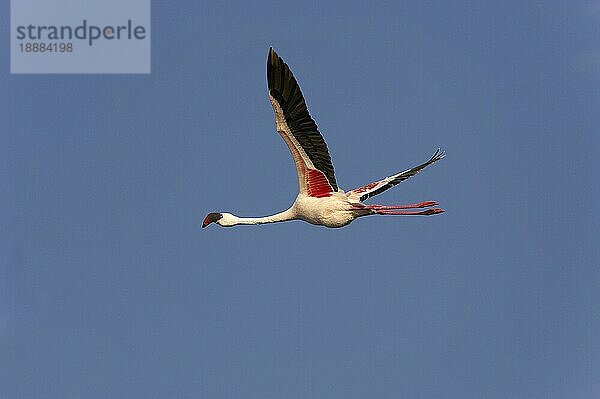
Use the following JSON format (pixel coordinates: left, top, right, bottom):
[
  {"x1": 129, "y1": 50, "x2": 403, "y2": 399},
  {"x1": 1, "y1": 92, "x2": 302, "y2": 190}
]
[{"x1": 231, "y1": 207, "x2": 296, "y2": 226}]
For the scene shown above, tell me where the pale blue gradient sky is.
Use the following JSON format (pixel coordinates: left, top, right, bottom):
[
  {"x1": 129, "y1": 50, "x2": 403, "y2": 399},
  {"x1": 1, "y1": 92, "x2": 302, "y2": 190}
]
[{"x1": 1, "y1": 1, "x2": 599, "y2": 399}]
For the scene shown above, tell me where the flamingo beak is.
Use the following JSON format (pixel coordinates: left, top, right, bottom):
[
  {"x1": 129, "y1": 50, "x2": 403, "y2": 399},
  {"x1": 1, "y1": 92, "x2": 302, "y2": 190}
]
[{"x1": 202, "y1": 212, "x2": 222, "y2": 228}]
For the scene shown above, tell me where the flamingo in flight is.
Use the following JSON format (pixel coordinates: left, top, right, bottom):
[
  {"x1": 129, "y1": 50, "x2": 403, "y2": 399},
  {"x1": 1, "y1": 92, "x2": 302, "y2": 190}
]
[{"x1": 203, "y1": 48, "x2": 445, "y2": 229}]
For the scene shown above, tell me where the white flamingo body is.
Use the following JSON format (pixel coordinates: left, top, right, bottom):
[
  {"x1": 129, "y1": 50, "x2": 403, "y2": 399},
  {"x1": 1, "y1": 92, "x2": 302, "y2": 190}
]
[
  {"x1": 293, "y1": 193, "x2": 356, "y2": 228},
  {"x1": 203, "y1": 48, "x2": 445, "y2": 229},
  {"x1": 216, "y1": 193, "x2": 355, "y2": 228}
]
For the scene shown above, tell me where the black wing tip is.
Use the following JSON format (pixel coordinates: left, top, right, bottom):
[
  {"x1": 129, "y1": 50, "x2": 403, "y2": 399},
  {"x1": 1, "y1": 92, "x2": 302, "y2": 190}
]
[
  {"x1": 267, "y1": 47, "x2": 283, "y2": 92},
  {"x1": 267, "y1": 47, "x2": 281, "y2": 69},
  {"x1": 431, "y1": 148, "x2": 446, "y2": 162}
]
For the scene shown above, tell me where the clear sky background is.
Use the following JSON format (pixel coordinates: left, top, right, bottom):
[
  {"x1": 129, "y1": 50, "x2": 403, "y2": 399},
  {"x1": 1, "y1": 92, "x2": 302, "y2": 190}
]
[{"x1": 1, "y1": 1, "x2": 599, "y2": 398}]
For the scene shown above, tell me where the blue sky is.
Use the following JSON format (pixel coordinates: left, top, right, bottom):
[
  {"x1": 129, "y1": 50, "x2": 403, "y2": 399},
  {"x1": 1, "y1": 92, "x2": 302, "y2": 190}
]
[{"x1": 1, "y1": 1, "x2": 599, "y2": 398}]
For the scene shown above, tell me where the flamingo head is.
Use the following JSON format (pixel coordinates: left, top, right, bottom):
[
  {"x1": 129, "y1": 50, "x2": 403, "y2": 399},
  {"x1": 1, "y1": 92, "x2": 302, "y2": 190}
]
[{"x1": 202, "y1": 212, "x2": 223, "y2": 228}]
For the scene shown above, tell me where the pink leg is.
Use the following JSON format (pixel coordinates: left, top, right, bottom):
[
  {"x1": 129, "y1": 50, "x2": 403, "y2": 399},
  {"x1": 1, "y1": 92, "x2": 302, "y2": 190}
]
[
  {"x1": 366, "y1": 201, "x2": 439, "y2": 210},
  {"x1": 375, "y1": 208, "x2": 444, "y2": 216},
  {"x1": 352, "y1": 202, "x2": 444, "y2": 216}
]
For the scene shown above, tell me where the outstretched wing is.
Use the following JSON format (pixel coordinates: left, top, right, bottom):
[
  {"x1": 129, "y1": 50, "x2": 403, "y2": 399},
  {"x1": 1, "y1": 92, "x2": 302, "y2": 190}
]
[
  {"x1": 347, "y1": 149, "x2": 445, "y2": 202},
  {"x1": 267, "y1": 47, "x2": 338, "y2": 197}
]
